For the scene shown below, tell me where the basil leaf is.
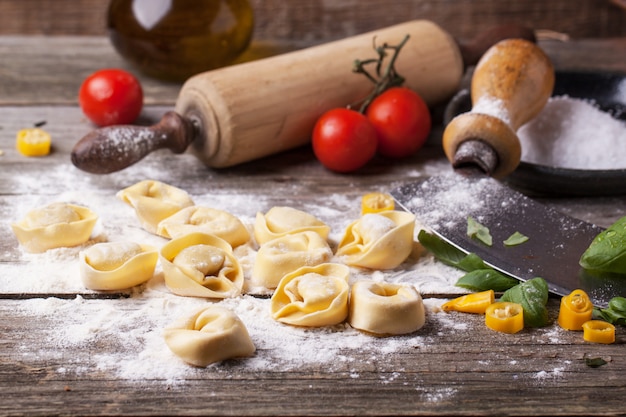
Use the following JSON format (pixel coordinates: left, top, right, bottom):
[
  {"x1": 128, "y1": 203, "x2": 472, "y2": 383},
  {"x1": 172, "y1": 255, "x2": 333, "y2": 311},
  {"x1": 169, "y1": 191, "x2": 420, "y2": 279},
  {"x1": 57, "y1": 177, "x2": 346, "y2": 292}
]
[
  {"x1": 418, "y1": 230, "x2": 488, "y2": 272},
  {"x1": 456, "y1": 253, "x2": 489, "y2": 272},
  {"x1": 503, "y1": 231, "x2": 529, "y2": 246},
  {"x1": 467, "y1": 216, "x2": 492, "y2": 246},
  {"x1": 456, "y1": 269, "x2": 519, "y2": 292},
  {"x1": 608, "y1": 296, "x2": 626, "y2": 313},
  {"x1": 500, "y1": 277, "x2": 549, "y2": 328},
  {"x1": 585, "y1": 357, "x2": 608, "y2": 368},
  {"x1": 580, "y1": 216, "x2": 626, "y2": 273},
  {"x1": 592, "y1": 296, "x2": 626, "y2": 325}
]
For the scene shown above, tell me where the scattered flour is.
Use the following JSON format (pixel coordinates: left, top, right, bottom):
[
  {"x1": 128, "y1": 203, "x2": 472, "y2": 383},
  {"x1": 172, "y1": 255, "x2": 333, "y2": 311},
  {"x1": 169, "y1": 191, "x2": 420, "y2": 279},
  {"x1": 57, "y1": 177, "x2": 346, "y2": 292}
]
[
  {"x1": 15, "y1": 288, "x2": 456, "y2": 385},
  {"x1": 533, "y1": 367, "x2": 565, "y2": 380},
  {"x1": 3, "y1": 163, "x2": 473, "y2": 385},
  {"x1": 472, "y1": 96, "x2": 511, "y2": 126},
  {"x1": 3, "y1": 156, "x2": 578, "y2": 388}
]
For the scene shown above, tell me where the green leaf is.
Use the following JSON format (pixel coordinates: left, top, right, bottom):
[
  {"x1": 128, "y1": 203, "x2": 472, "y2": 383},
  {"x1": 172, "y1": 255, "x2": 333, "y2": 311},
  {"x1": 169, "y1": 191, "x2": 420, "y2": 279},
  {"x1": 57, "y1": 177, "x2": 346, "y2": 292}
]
[
  {"x1": 500, "y1": 277, "x2": 550, "y2": 328},
  {"x1": 503, "y1": 231, "x2": 529, "y2": 246},
  {"x1": 467, "y1": 217, "x2": 492, "y2": 246},
  {"x1": 418, "y1": 230, "x2": 488, "y2": 272},
  {"x1": 608, "y1": 296, "x2": 626, "y2": 313},
  {"x1": 585, "y1": 357, "x2": 608, "y2": 368},
  {"x1": 593, "y1": 296, "x2": 626, "y2": 325},
  {"x1": 456, "y1": 253, "x2": 489, "y2": 272},
  {"x1": 580, "y1": 216, "x2": 626, "y2": 273},
  {"x1": 456, "y1": 269, "x2": 519, "y2": 292}
]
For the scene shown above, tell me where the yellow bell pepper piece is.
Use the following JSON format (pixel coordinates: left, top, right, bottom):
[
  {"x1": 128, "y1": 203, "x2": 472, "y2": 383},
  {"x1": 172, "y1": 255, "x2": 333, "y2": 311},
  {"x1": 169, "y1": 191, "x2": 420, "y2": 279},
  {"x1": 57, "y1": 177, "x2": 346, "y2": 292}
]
[
  {"x1": 361, "y1": 192, "x2": 394, "y2": 215},
  {"x1": 582, "y1": 320, "x2": 615, "y2": 344},
  {"x1": 485, "y1": 302, "x2": 524, "y2": 334},
  {"x1": 442, "y1": 290, "x2": 494, "y2": 314},
  {"x1": 558, "y1": 289, "x2": 593, "y2": 331},
  {"x1": 16, "y1": 128, "x2": 51, "y2": 157}
]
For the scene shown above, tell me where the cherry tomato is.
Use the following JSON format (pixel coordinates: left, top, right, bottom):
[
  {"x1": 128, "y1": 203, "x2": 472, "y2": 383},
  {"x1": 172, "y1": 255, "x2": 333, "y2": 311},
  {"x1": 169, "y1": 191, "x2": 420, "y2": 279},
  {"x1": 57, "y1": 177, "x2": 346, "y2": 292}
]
[
  {"x1": 366, "y1": 87, "x2": 431, "y2": 158},
  {"x1": 79, "y1": 69, "x2": 143, "y2": 127},
  {"x1": 312, "y1": 108, "x2": 378, "y2": 173}
]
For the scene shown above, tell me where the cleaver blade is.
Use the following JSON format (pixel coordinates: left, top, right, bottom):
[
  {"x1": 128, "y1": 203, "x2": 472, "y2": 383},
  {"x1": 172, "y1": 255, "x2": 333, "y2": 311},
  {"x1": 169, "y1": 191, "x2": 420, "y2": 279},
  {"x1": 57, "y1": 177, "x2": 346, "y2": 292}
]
[{"x1": 391, "y1": 172, "x2": 626, "y2": 307}]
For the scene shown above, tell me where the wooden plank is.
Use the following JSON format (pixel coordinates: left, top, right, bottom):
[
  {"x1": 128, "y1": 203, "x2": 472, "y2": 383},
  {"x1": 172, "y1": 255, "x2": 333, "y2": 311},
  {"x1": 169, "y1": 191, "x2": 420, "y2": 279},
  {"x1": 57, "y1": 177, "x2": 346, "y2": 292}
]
[
  {"x1": 0, "y1": 35, "x2": 624, "y2": 107},
  {"x1": 0, "y1": 36, "x2": 300, "y2": 106},
  {"x1": 0, "y1": 0, "x2": 624, "y2": 39},
  {"x1": 0, "y1": 296, "x2": 624, "y2": 415},
  {"x1": 1, "y1": 35, "x2": 626, "y2": 416},
  {"x1": 0, "y1": 37, "x2": 181, "y2": 106}
]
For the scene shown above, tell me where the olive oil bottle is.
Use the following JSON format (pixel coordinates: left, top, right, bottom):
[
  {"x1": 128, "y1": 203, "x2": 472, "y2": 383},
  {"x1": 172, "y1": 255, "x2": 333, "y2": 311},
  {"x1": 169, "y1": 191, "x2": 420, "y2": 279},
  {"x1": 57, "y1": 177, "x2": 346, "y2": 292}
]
[{"x1": 107, "y1": 0, "x2": 254, "y2": 82}]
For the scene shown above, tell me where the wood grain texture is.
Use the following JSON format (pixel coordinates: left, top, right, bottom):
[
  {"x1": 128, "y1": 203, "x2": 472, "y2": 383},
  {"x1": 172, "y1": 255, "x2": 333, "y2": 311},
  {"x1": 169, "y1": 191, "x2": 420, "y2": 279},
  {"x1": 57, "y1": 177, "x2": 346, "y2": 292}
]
[
  {"x1": 0, "y1": 297, "x2": 625, "y2": 416},
  {"x1": 0, "y1": 0, "x2": 624, "y2": 39},
  {"x1": 0, "y1": 35, "x2": 624, "y2": 107},
  {"x1": 1, "y1": 35, "x2": 626, "y2": 416}
]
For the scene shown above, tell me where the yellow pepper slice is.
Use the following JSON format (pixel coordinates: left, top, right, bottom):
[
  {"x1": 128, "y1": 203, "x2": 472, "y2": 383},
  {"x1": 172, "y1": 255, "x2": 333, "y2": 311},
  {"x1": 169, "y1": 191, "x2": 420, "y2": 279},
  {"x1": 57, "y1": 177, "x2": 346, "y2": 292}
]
[
  {"x1": 442, "y1": 290, "x2": 494, "y2": 314},
  {"x1": 485, "y1": 302, "x2": 524, "y2": 334},
  {"x1": 558, "y1": 289, "x2": 593, "y2": 331},
  {"x1": 16, "y1": 128, "x2": 51, "y2": 157},
  {"x1": 582, "y1": 320, "x2": 615, "y2": 344},
  {"x1": 361, "y1": 192, "x2": 394, "y2": 215}
]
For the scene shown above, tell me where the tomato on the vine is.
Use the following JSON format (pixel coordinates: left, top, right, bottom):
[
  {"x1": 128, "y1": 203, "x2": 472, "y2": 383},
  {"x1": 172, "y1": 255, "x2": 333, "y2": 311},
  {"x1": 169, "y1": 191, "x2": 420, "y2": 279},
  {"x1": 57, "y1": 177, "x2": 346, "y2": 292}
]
[
  {"x1": 79, "y1": 68, "x2": 143, "y2": 127},
  {"x1": 366, "y1": 87, "x2": 431, "y2": 158},
  {"x1": 312, "y1": 108, "x2": 378, "y2": 173}
]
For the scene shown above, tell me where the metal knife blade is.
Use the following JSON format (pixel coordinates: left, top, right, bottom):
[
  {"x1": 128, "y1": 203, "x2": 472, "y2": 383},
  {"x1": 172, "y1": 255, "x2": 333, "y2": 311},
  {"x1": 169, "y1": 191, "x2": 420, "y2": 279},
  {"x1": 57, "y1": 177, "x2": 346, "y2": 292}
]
[{"x1": 391, "y1": 172, "x2": 626, "y2": 307}]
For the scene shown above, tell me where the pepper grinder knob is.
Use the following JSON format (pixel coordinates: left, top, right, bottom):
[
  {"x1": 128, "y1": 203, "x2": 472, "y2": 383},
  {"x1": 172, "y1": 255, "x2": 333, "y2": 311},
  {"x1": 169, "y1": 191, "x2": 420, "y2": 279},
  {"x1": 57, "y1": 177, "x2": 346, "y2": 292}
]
[{"x1": 442, "y1": 38, "x2": 555, "y2": 178}]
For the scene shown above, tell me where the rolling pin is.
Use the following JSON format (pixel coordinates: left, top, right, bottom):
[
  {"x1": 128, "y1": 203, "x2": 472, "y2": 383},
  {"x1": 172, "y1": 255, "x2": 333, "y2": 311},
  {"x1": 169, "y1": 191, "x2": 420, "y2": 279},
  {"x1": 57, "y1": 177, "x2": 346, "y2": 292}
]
[
  {"x1": 72, "y1": 20, "x2": 535, "y2": 174},
  {"x1": 442, "y1": 38, "x2": 555, "y2": 178}
]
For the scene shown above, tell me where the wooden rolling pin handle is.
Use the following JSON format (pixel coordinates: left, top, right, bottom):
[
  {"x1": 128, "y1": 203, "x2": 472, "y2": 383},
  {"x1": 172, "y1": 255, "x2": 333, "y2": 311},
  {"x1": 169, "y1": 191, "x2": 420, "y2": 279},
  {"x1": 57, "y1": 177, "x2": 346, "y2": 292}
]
[
  {"x1": 71, "y1": 111, "x2": 197, "y2": 174},
  {"x1": 442, "y1": 38, "x2": 555, "y2": 178}
]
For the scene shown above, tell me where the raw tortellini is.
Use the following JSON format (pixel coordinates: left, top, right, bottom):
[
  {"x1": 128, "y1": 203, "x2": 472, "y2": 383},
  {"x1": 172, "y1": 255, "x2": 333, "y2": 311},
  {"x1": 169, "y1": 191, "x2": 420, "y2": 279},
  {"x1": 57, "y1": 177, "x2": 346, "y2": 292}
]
[
  {"x1": 271, "y1": 263, "x2": 349, "y2": 327},
  {"x1": 336, "y1": 211, "x2": 416, "y2": 270},
  {"x1": 254, "y1": 206, "x2": 330, "y2": 245},
  {"x1": 117, "y1": 180, "x2": 194, "y2": 234},
  {"x1": 11, "y1": 202, "x2": 98, "y2": 253},
  {"x1": 79, "y1": 241, "x2": 158, "y2": 290},
  {"x1": 252, "y1": 231, "x2": 332, "y2": 289},
  {"x1": 349, "y1": 280, "x2": 425, "y2": 336},
  {"x1": 164, "y1": 305, "x2": 255, "y2": 367},
  {"x1": 160, "y1": 232, "x2": 243, "y2": 299},
  {"x1": 157, "y1": 206, "x2": 250, "y2": 247}
]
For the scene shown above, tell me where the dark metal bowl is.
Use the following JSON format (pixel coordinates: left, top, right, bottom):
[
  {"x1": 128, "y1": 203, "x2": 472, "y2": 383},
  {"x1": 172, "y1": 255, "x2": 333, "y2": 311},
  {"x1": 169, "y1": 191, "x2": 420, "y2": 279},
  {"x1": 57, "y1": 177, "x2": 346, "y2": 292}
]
[{"x1": 445, "y1": 71, "x2": 626, "y2": 197}]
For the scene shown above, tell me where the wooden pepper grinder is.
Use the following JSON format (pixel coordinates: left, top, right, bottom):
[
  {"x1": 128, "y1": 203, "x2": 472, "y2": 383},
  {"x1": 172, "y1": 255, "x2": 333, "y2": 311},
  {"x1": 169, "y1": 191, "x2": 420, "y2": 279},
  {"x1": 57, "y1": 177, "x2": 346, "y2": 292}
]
[{"x1": 442, "y1": 38, "x2": 555, "y2": 178}]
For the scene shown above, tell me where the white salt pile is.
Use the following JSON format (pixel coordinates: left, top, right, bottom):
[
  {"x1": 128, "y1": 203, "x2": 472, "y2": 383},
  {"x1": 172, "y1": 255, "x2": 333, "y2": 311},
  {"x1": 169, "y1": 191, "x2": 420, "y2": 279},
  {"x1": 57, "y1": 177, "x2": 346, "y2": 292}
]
[{"x1": 518, "y1": 96, "x2": 626, "y2": 170}]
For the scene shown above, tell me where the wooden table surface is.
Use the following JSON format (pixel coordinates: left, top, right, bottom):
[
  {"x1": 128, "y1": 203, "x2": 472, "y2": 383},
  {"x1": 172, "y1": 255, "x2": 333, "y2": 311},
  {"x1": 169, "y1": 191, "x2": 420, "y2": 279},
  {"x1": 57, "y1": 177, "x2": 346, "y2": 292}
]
[{"x1": 1, "y1": 34, "x2": 625, "y2": 416}]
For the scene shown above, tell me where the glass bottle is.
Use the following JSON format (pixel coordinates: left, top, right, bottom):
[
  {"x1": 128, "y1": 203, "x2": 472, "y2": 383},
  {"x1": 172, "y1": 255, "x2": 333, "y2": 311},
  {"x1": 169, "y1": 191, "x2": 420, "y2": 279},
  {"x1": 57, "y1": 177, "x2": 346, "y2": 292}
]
[{"x1": 107, "y1": 0, "x2": 254, "y2": 82}]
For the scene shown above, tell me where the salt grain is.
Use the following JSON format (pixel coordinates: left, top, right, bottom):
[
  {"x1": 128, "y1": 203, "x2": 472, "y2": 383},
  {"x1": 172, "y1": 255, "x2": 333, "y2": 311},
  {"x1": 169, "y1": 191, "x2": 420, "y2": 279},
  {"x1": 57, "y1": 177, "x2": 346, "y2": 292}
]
[
  {"x1": 472, "y1": 96, "x2": 511, "y2": 126},
  {"x1": 519, "y1": 96, "x2": 626, "y2": 170}
]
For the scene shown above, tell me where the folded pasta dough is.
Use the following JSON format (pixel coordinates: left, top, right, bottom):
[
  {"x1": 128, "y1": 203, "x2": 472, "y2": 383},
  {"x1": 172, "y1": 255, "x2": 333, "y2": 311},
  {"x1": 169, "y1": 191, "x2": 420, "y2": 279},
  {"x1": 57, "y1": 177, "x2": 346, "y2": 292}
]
[
  {"x1": 271, "y1": 263, "x2": 349, "y2": 327},
  {"x1": 252, "y1": 231, "x2": 332, "y2": 289},
  {"x1": 117, "y1": 180, "x2": 194, "y2": 234},
  {"x1": 160, "y1": 232, "x2": 243, "y2": 298},
  {"x1": 80, "y1": 241, "x2": 158, "y2": 290},
  {"x1": 336, "y1": 211, "x2": 416, "y2": 269},
  {"x1": 156, "y1": 206, "x2": 250, "y2": 247},
  {"x1": 164, "y1": 305, "x2": 255, "y2": 367},
  {"x1": 11, "y1": 202, "x2": 98, "y2": 253},
  {"x1": 254, "y1": 206, "x2": 330, "y2": 245},
  {"x1": 349, "y1": 280, "x2": 425, "y2": 336}
]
